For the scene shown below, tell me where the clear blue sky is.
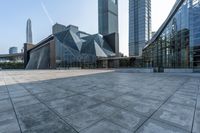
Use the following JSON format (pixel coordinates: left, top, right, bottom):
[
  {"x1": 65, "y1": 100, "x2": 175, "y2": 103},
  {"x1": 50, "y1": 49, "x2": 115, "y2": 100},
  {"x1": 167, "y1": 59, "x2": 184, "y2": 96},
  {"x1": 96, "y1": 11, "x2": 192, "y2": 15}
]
[{"x1": 0, "y1": 0, "x2": 175, "y2": 55}]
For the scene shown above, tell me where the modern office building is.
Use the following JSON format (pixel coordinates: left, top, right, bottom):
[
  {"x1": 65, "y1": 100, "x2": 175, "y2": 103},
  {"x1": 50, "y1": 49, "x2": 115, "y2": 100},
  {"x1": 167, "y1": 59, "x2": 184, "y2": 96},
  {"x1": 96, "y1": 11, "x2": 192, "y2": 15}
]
[
  {"x1": 129, "y1": 0, "x2": 151, "y2": 56},
  {"x1": 143, "y1": 0, "x2": 200, "y2": 72},
  {"x1": 24, "y1": 23, "x2": 118, "y2": 69},
  {"x1": 98, "y1": 0, "x2": 119, "y2": 56},
  {"x1": 98, "y1": 0, "x2": 119, "y2": 35},
  {"x1": 9, "y1": 47, "x2": 18, "y2": 54},
  {"x1": 26, "y1": 19, "x2": 33, "y2": 44}
]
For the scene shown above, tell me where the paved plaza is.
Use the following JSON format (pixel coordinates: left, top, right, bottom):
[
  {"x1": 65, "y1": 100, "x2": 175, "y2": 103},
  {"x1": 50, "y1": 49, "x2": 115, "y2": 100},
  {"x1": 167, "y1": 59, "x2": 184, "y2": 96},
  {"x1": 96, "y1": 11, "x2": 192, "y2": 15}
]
[{"x1": 0, "y1": 70, "x2": 200, "y2": 133}]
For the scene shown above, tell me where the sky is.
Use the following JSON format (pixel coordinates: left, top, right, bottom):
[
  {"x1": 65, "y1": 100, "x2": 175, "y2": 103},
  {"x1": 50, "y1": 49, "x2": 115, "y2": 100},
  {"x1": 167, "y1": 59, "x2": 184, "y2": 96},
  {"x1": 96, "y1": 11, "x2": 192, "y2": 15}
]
[{"x1": 0, "y1": 0, "x2": 176, "y2": 55}]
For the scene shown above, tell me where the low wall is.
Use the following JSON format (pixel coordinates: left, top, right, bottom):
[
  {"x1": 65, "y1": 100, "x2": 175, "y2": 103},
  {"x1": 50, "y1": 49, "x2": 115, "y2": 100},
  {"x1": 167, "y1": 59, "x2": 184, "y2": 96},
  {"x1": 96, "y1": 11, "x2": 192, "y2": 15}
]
[
  {"x1": 115, "y1": 68, "x2": 154, "y2": 73},
  {"x1": 115, "y1": 68, "x2": 195, "y2": 73},
  {"x1": 164, "y1": 69, "x2": 193, "y2": 73}
]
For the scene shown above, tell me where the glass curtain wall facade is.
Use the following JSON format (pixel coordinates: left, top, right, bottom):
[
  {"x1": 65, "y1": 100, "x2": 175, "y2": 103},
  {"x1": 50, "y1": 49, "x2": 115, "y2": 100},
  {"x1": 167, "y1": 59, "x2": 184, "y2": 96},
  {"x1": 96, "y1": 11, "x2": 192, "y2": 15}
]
[
  {"x1": 143, "y1": 0, "x2": 200, "y2": 70},
  {"x1": 98, "y1": 0, "x2": 119, "y2": 35},
  {"x1": 55, "y1": 38, "x2": 97, "y2": 69},
  {"x1": 129, "y1": 0, "x2": 151, "y2": 56},
  {"x1": 54, "y1": 24, "x2": 115, "y2": 69}
]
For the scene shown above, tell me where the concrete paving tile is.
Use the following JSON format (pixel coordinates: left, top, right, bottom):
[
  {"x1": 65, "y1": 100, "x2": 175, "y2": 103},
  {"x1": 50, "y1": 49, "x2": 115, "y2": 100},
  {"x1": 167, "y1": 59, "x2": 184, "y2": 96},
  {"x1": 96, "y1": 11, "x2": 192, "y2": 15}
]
[
  {"x1": 7, "y1": 84, "x2": 25, "y2": 92},
  {"x1": 87, "y1": 85, "x2": 104, "y2": 91},
  {"x1": 0, "y1": 99, "x2": 13, "y2": 113},
  {"x1": 80, "y1": 120, "x2": 132, "y2": 133},
  {"x1": 175, "y1": 91, "x2": 198, "y2": 98},
  {"x1": 0, "y1": 119, "x2": 21, "y2": 133},
  {"x1": 65, "y1": 110, "x2": 102, "y2": 131},
  {"x1": 193, "y1": 110, "x2": 200, "y2": 133},
  {"x1": 0, "y1": 110, "x2": 16, "y2": 122},
  {"x1": 1, "y1": 70, "x2": 200, "y2": 133},
  {"x1": 0, "y1": 92, "x2": 9, "y2": 100},
  {"x1": 125, "y1": 98, "x2": 162, "y2": 117},
  {"x1": 197, "y1": 95, "x2": 200, "y2": 110},
  {"x1": 48, "y1": 95, "x2": 99, "y2": 116},
  {"x1": 107, "y1": 109, "x2": 147, "y2": 132},
  {"x1": 84, "y1": 89, "x2": 122, "y2": 102},
  {"x1": 16, "y1": 103, "x2": 59, "y2": 132},
  {"x1": 0, "y1": 110, "x2": 20, "y2": 133},
  {"x1": 25, "y1": 85, "x2": 48, "y2": 94},
  {"x1": 135, "y1": 119, "x2": 189, "y2": 133},
  {"x1": 22, "y1": 120, "x2": 78, "y2": 133},
  {"x1": 110, "y1": 86, "x2": 134, "y2": 94},
  {"x1": 108, "y1": 94, "x2": 140, "y2": 108},
  {"x1": 9, "y1": 89, "x2": 30, "y2": 98},
  {"x1": 179, "y1": 87, "x2": 198, "y2": 93},
  {"x1": 88, "y1": 103, "x2": 121, "y2": 118},
  {"x1": 36, "y1": 90, "x2": 75, "y2": 102},
  {"x1": 0, "y1": 86, "x2": 7, "y2": 93},
  {"x1": 12, "y1": 95, "x2": 40, "y2": 109},
  {"x1": 168, "y1": 94, "x2": 196, "y2": 107},
  {"x1": 153, "y1": 103, "x2": 194, "y2": 132},
  {"x1": 67, "y1": 86, "x2": 92, "y2": 93},
  {"x1": 142, "y1": 90, "x2": 170, "y2": 101}
]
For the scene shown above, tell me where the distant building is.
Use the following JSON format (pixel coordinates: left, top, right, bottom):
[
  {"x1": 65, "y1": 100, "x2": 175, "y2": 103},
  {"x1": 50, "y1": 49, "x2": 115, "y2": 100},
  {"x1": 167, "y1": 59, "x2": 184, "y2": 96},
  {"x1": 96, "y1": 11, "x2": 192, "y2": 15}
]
[
  {"x1": 26, "y1": 19, "x2": 33, "y2": 44},
  {"x1": 0, "y1": 53, "x2": 23, "y2": 63},
  {"x1": 98, "y1": 0, "x2": 119, "y2": 56},
  {"x1": 129, "y1": 0, "x2": 151, "y2": 56},
  {"x1": 24, "y1": 23, "x2": 118, "y2": 69},
  {"x1": 9, "y1": 47, "x2": 18, "y2": 54}
]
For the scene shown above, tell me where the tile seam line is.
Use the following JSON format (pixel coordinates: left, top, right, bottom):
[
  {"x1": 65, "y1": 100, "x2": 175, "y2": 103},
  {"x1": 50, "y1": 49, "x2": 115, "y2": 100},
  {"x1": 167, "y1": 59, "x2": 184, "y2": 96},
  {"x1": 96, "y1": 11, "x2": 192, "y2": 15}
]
[
  {"x1": 191, "y1": 81, "x2": 200, "y2": 133},
  {"x1": 12, "y1": 77, "x2": 79, "y2": 133},
  {"x1": 2, "y1": 72, "x2": 23, "y2": 133},
  {"x1": 133, "y1": 78, "x2": 190, "y2": 133}
]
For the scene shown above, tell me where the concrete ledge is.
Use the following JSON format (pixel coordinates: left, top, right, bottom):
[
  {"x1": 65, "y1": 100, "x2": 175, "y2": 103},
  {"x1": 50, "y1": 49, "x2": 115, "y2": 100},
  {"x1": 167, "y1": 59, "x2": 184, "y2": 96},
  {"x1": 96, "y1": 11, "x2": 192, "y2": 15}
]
[
  {"x1": 115, "y1": 68, "x2": 154, "y2": 73},
  {"x1": 164, "y1": 69, "x2": 193, "y2": 73}
]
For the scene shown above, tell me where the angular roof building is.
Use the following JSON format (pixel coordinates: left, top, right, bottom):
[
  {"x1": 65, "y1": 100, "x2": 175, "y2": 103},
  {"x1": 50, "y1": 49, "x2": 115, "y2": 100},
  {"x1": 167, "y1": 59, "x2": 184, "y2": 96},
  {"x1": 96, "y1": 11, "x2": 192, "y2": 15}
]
[
  {"x1": 143, "y1": 0, "x2": 200, "y2": 72},
  {"x1": 24, "y1": 24, "x2": 117, "y2": 69}
]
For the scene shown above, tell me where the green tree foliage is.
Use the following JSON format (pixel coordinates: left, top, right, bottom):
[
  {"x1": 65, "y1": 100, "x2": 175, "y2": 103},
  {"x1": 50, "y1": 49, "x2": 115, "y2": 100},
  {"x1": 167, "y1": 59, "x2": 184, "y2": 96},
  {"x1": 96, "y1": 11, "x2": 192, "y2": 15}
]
[{"x1": 0, "y1": 62, "x2": 24, "y2": 69}]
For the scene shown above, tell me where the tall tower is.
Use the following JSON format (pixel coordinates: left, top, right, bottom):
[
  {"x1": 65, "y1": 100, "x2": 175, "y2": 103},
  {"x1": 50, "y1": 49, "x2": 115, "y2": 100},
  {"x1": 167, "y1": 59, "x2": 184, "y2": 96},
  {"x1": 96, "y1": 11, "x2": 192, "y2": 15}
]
[
  {"x1": 98, "y1": 0, "x2": 119, "y2": 56},
  {"x1": 129, "y1": 0, "x2": 151, "y2": 56},
  {"x1": 98, "y1": 0, "x2": 119, "y2": 35},
  {"x1": 26, "y1": 19, "x2": 33, "y2": 44}
]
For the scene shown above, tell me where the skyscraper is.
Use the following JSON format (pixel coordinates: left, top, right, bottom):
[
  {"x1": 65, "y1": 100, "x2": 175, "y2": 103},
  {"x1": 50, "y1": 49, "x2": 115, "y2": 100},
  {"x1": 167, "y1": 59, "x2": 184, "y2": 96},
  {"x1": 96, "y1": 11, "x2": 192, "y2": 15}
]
[
  {"x1": 98, "y1": 0, "x2": 119, "y2": 35},
  {"x1": 26, "y1": 19, "x2": 33, "y2": 44},
  {"x1": 98, "y1": 0, "x2": 119, "y2": 56},
  {"x1": 129, "y1": 0, "x2": 151, "y2": 56}
]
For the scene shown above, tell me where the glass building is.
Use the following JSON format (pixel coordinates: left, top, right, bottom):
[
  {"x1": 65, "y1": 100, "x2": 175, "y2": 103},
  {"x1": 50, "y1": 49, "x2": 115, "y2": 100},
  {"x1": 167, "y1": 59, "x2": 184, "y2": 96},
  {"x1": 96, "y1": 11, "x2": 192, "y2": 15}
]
[
  {"x1": 98, "y1": 0, "x2": 119, "y2": 35},
  {"x1": 143, "y1": 0, "x2": 200, "y2": 71},
  {"x1": 25, "y1": 24, "x2": 117, "y2": 69},
  {"x1": 129, "y1": 0, "x2": 151, "y2": 56},
  {"x1": 98, "y1": 0, "x2": 119, "y2": 56}
]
